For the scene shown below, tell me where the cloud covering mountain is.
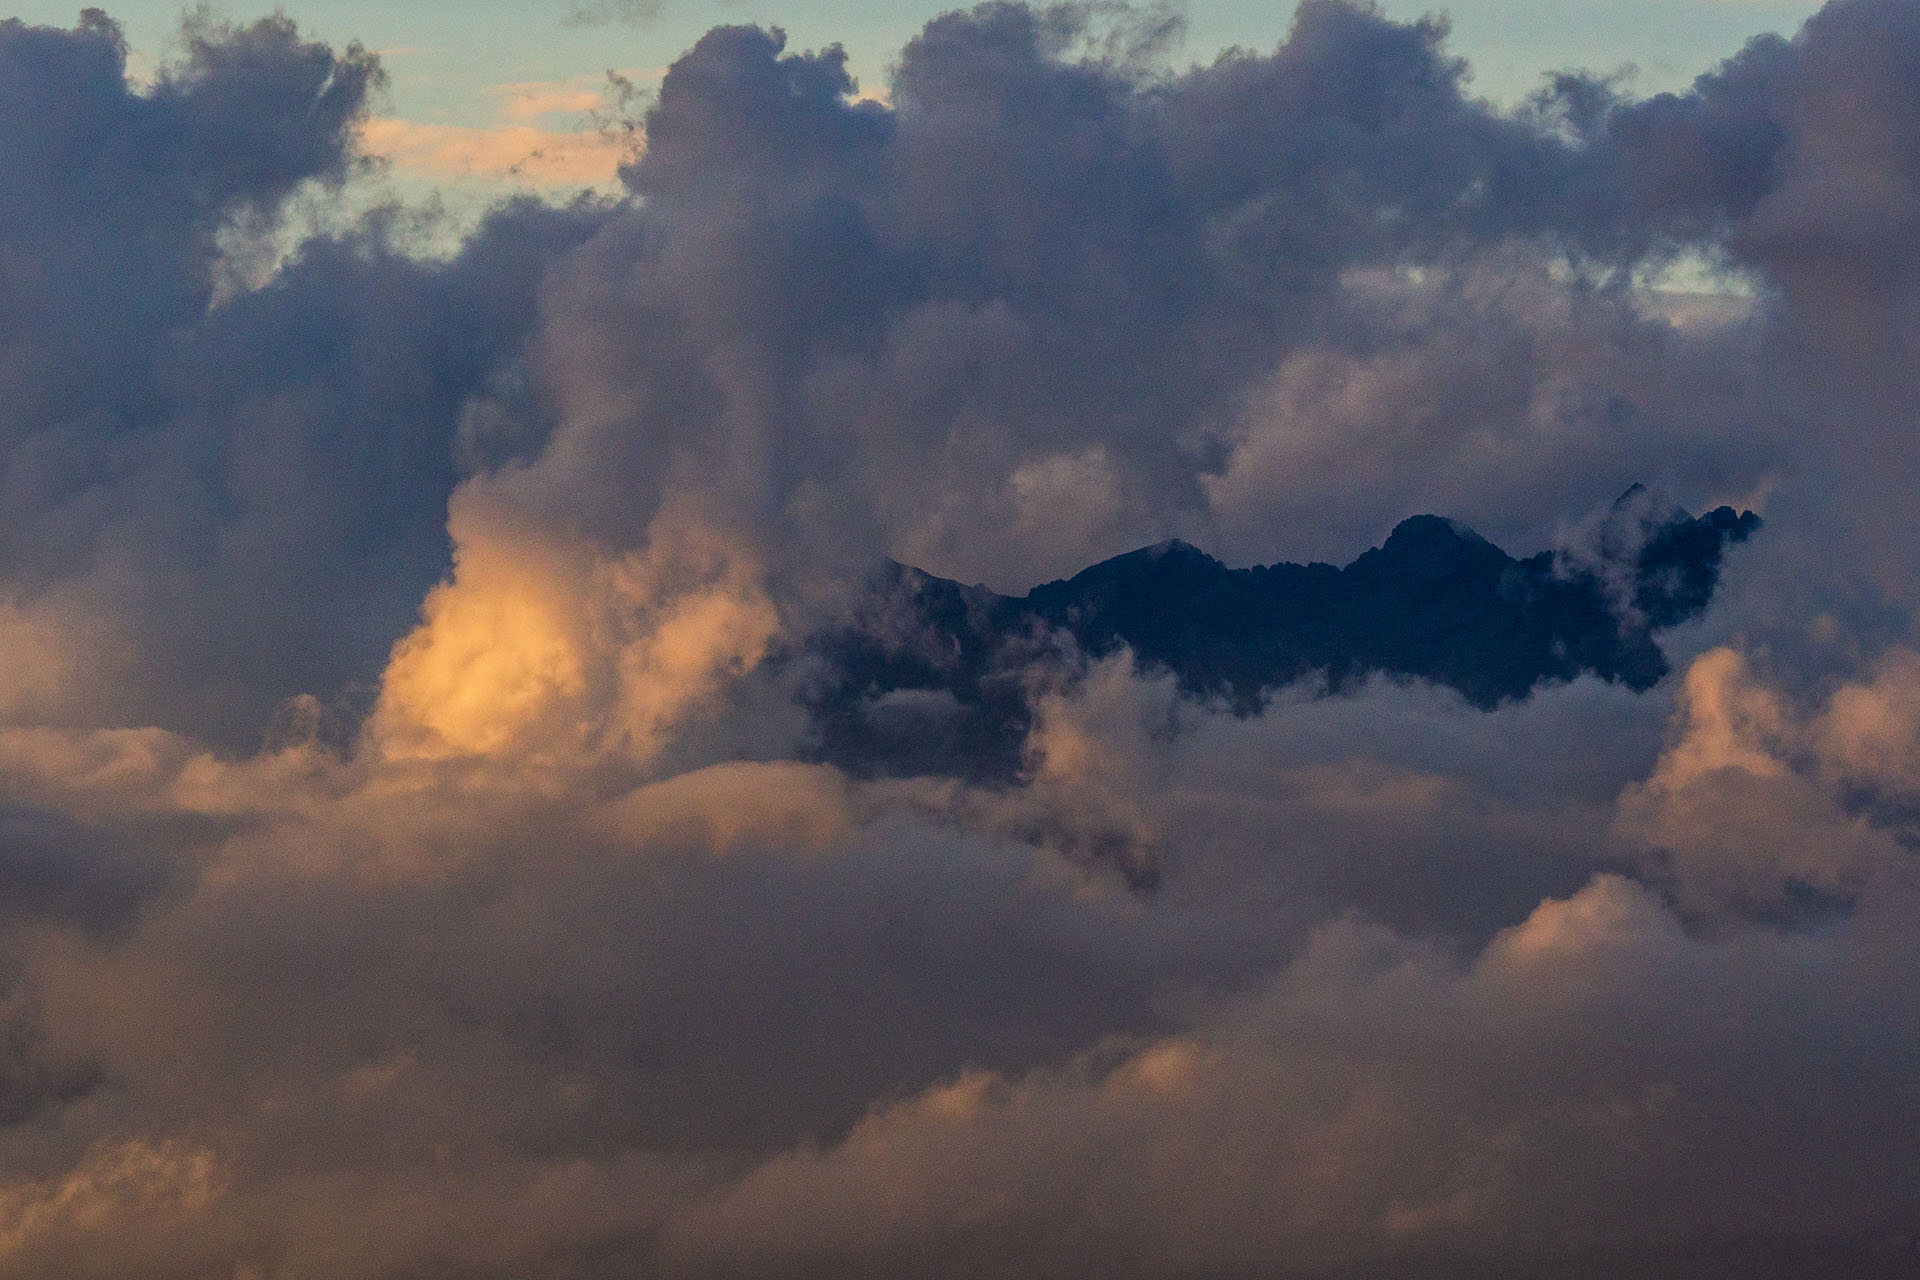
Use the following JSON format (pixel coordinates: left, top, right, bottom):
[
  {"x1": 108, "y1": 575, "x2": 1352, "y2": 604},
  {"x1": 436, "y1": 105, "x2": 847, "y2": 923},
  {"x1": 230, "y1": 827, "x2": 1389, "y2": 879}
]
[{"x1": 0, "y1": 2, "x2": 1918, "y2": 1276}]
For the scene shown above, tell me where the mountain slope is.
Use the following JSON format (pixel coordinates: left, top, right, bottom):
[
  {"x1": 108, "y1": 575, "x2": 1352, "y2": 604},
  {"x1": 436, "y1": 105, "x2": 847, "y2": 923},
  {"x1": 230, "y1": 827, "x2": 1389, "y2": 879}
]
[{"x1": 805, "y1": 499, "x2": 1761, "y2": 781}]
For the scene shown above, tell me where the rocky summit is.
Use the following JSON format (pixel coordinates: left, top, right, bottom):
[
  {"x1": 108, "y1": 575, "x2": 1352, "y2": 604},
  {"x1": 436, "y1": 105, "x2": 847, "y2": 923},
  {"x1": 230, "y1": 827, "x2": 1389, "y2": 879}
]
[{"x1": 805, "y1": 499, "x2": 1761, "y2": 782}]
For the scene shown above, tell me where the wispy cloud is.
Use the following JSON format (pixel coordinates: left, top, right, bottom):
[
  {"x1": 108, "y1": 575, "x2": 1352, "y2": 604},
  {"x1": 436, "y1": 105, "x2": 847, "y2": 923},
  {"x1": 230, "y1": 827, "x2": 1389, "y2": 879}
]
[
  {"x1": 563, "y1": 0, "x2": 661, "y2": 28},
  {"x1": 358, "y1": 116, "x2": 631, "y2": 186},
  {"x1": 359, "y1": 71, "x2": 652, "y2": 188}
]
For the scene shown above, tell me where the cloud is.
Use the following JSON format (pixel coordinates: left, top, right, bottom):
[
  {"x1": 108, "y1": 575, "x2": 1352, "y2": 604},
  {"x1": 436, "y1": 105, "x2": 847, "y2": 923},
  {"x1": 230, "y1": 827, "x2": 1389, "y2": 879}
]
[
  {"x1": 357, "y1": 116, "x2": 632, "y2": 186},
  {"x1": 357, "y1": 71, "x2": 649, "y2": 189},
  {"x1": 5, "y1": 1, "x2": 1920, "y2": 1277},
  {"x1": 371, "y1": 491, "x2": 780, "y2": 766},
  {"x1": 650, "y1": 866, "x2": 1920, "y2": 1279},
  {"x1": 0, "y1": 1139, "x2": 224, "y2": 1272},
  {"x1": 0, "y1": 9, "x2": 618, "y2": 747},
  {"x1": 563, "y1": 0, "x2": 662, "y2": 28}
]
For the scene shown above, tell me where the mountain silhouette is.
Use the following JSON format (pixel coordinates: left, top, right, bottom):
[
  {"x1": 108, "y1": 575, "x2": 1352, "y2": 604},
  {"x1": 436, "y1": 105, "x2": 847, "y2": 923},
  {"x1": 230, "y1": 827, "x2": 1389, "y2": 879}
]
[{"x1": 804, "y1": 496, "x2": 1761, "y2": 782}]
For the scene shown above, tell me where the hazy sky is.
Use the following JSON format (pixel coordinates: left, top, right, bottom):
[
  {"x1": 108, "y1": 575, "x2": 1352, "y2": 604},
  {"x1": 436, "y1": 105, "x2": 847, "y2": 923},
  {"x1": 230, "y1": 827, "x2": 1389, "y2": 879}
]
[
  {"x1": 6, "y1": 0, "x2": 1827, "y2": 187},
  {"x1": 16, "y1": 1, "x2": 1833, "y2": 102}
]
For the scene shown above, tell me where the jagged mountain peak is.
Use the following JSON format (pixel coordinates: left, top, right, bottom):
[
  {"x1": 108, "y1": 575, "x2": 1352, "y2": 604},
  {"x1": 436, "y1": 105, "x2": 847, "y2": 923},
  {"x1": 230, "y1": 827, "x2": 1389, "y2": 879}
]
[{"x1": 811, "y1": 500, "x2": 1761, "y2": 785}]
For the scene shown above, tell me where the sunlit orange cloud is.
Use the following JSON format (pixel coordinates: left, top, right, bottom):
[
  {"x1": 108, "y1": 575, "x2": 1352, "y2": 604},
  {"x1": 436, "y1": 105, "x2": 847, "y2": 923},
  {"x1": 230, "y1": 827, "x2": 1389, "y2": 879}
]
[
  {"x1": 0, "y1": 1139, "x2": 224, "y2": 1262},
  {"x1": 357, "y1": 116, "x2": 632, "y2": 188},
  {"x1": 371, "y1": 493, "x2": 780, "y2": 768}
]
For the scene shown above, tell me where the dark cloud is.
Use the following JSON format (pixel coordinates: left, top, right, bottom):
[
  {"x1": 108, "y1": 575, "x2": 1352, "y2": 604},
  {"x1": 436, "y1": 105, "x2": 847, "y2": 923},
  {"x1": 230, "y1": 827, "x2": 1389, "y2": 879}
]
[
  {"x1": 0, "y1": 804, "x2": 173, "y2": 931},
  {"x1": 3, "y1": 1, "x2": 1920, "y2": 1277},
  {"x1": 519, "y1": 1, "x2": 1748, "y2": 594},
  {"x1": 0, "y1": 11, "x2": 370, "y2": 405},
  {"x1": 0, "y1": 12, "x2": 616, "y2": 746}
]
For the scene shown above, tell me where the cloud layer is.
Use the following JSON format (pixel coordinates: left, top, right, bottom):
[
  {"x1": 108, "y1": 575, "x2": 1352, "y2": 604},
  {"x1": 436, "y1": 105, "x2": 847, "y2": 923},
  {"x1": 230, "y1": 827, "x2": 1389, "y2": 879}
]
[{"x1": 1, "y1": 2, "x2": 1920, "y2": 1276}]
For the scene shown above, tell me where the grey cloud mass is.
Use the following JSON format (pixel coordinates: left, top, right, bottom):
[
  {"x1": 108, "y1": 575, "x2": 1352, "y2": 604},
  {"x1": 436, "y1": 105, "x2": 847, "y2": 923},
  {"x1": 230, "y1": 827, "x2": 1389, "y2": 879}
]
[{"x1": 0, "y1": 1, "x2": 1918, "y2": 1276}]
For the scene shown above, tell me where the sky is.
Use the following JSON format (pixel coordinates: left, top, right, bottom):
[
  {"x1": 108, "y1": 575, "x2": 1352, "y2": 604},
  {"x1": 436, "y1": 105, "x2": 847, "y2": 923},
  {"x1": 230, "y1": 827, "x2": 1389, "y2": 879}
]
[
  {"x1": 2, "y1": 0, "x2": 1827, "y2": 198},
  {"x1": 4, "y1": 1, "x2": 1920, "y2": 1278}
]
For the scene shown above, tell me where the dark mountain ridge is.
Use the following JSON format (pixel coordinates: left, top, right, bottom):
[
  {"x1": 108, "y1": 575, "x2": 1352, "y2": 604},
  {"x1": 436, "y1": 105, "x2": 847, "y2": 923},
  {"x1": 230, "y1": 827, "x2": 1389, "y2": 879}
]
[{"x1": 805, "y1": 496, "x2": 1761, "y2": 782}]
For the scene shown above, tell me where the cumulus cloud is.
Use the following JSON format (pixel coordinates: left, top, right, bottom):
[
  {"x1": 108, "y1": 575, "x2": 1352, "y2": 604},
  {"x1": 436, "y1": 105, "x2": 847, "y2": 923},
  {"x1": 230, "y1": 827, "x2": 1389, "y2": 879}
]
[{"x1": 3, "y1": 1, "x2": 1920, "y2": 1277}]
